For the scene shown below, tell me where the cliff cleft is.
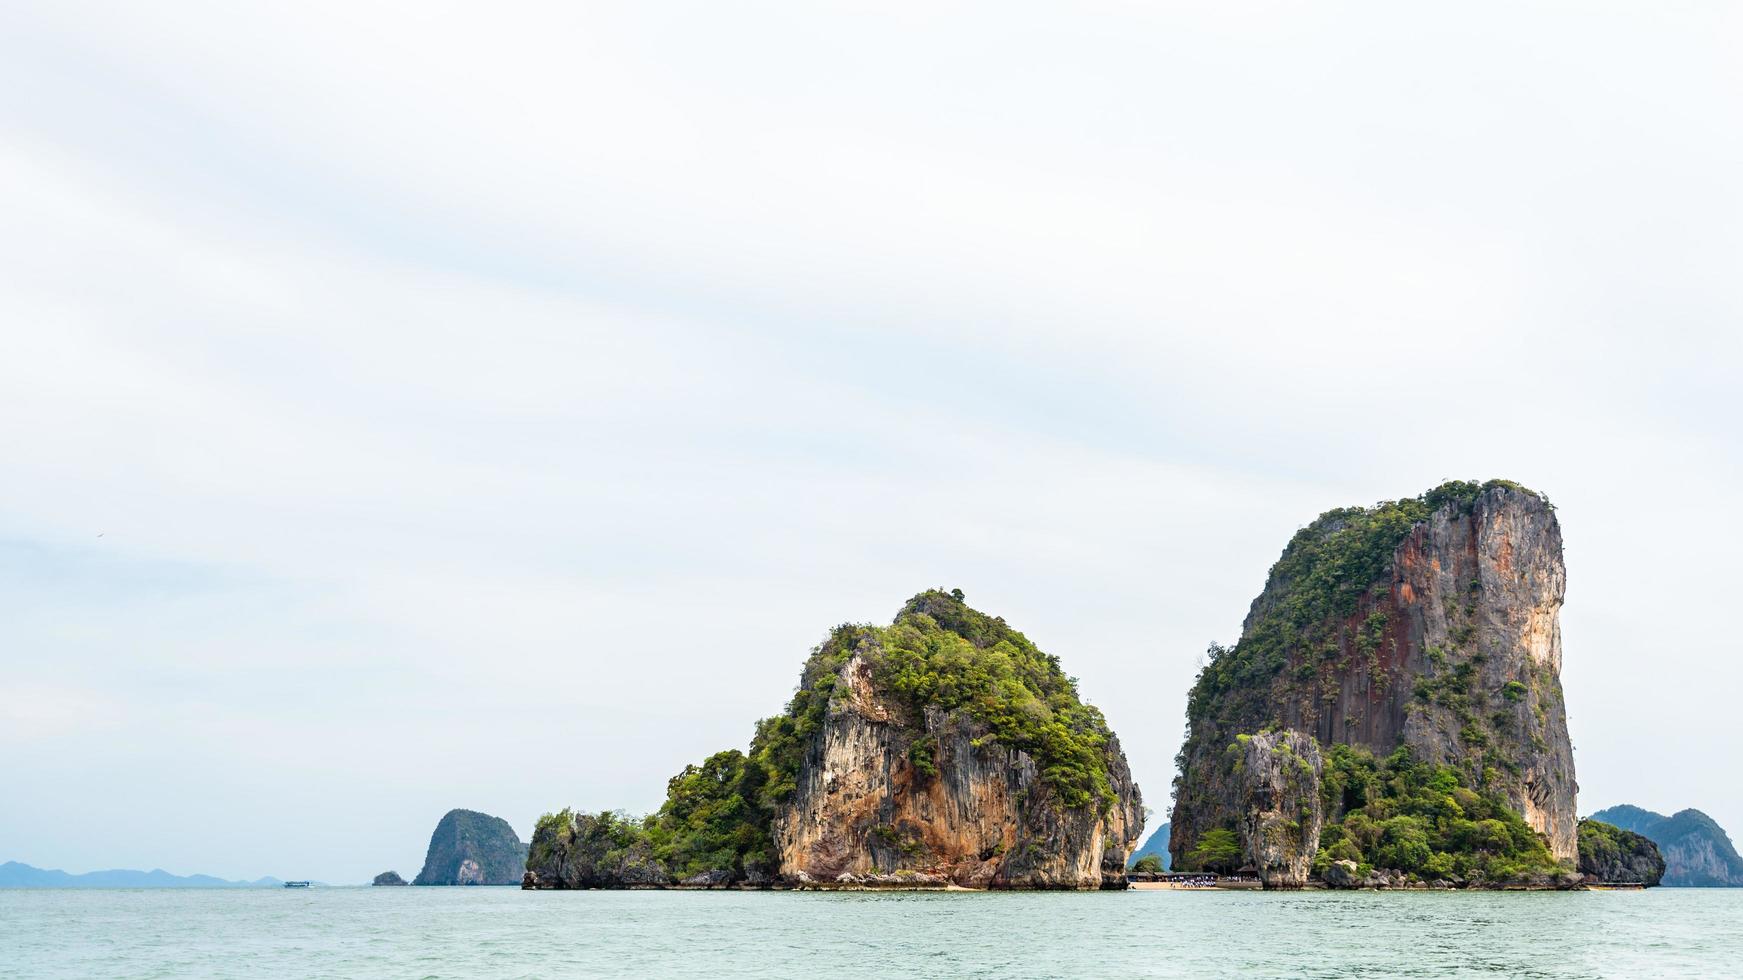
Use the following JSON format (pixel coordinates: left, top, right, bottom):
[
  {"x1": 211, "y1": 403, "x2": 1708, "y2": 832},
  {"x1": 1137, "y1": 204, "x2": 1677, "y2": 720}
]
[{"x1": 1172, "y1": 481, "x2": 1579, "y2": 884}]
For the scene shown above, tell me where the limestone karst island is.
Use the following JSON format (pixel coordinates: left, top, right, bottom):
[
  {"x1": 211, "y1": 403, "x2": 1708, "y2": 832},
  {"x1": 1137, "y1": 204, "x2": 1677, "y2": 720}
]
[
  {"x1": 524, "y1": 589, "x2": 1143, "y2": 889},
  {"x1": 510, "y1": 481, "x2": 1663, "y2": 892}
]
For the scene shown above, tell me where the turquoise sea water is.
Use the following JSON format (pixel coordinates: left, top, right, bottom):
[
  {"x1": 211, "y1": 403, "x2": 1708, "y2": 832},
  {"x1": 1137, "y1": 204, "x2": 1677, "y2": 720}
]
[{"x1": 3, "y1": 886, "x2": 1740, "y2": 978}]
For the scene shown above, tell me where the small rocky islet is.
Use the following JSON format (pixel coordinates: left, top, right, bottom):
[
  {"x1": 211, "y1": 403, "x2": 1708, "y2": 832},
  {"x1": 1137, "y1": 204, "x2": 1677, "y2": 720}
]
[
  {"x1": 1575, "y1": 819, "x2": 1664, "y2": 887},
  {"x1": 498, "y1": 480, "x2": 1669, "y2": 891}
]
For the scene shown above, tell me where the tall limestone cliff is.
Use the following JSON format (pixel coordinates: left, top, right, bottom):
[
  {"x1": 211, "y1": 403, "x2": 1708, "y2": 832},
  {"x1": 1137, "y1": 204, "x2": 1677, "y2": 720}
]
[
  {"x1": 525, "y1": 590, "x2": 1143, "y2": 889},
  {"x1": 1172, "y1": 481, "x2": 1579, "y2": 877}
]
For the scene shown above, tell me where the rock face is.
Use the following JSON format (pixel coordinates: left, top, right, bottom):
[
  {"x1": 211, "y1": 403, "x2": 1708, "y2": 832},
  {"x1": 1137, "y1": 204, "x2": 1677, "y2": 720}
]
[
  {"x1": 371, "y1": 870, "x2": 407, "y2": 886},
  {"x1": 1577, "y1": 819, "x2": 1664, "y2": 886},
  {"x1": 1589, "y1": 805, "x2": 1743, "y2": 886},
  {"x1": 1322, "y1": 859, "x2": 1360, "y2": 889},
  {"x1": 1233, "y1": 731, "x2": 1323, "y2": 888},
  {"x1": 773, "y1": 593, "x2": 1144, "y2": 889},
  {"x1": 773, "y1": 656, "x2": 1142, "y2": 889},
  {"x1": 1172, "y1": 482, "x2": 1579, "y2": 868},
  {"x1": 412, "y1": 809, "x2": 528, "y2": 886}
]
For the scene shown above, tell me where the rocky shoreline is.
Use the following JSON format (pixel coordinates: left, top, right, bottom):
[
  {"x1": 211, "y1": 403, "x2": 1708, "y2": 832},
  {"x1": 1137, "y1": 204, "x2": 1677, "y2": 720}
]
[
  {"x1": 1125, "y1": 868, "x2": 1601, "y2": 891},
  {"x1": 522, "y1": 867, "x2": 1617, "y2": 892},
  {"x1": 521, "y1": 868, "x2": 1131, "y2": 891}
]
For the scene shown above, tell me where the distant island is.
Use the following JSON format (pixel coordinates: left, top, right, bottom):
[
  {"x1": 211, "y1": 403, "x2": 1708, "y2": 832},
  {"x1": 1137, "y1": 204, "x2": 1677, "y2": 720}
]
[
  {"x1": 1588, "y1": 805, "x2": 1743, "y2": 886},
  {"x1": 0, "y1": 861, "x2": 283, "y2": 889},
  {"x1": 1128, "y1": 823, "x2": 1170, "y2": 871},
  {"x1": 413, "y1": 809, "x2": 527, "y2": 885}
]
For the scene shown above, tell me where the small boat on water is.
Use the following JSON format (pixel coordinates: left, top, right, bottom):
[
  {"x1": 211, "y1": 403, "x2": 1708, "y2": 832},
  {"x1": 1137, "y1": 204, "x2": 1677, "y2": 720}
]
[{"x1": 283, "y1": 881, "x2": 312, "y2": 888}]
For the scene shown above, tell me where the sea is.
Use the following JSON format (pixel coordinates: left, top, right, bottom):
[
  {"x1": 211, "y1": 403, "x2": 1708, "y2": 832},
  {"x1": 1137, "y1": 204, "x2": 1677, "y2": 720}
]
[{"x1": 2, "y1": 886, "x2": 1739, "y2": 978}]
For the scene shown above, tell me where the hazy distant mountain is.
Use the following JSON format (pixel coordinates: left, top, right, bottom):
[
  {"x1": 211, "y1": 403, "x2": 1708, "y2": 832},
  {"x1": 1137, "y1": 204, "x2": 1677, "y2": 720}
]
[
  {"x1": 1587, "y1": 806, "x2": 1743, "y2": 887},
  {"x1": 0, "y1": 861, "x2": 283, "y2": 889},
  {"x1": 1127, "y1": 823, "x2": 1170, "y2": 870},
  {"x1": 413, "y1": 809, "x2": 527, "y2": 885}
]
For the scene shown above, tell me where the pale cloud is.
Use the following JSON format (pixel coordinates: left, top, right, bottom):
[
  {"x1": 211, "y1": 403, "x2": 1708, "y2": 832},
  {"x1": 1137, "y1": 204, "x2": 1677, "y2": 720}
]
[{"x1": 1, "y1": 684, "x2": 132, "y2": 741}]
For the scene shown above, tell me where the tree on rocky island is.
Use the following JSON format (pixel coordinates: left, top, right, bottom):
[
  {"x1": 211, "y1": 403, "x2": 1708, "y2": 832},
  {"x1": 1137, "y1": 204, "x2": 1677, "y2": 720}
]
[{"x1": 1185, "y1": 828, "x2": 1242, "y2": 875}]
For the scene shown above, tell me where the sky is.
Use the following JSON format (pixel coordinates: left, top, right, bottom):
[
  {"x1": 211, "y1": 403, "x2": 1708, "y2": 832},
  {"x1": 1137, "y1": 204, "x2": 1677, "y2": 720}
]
[{"x1": 1, "y1": 1, "x2": 1739, "y2": 884}]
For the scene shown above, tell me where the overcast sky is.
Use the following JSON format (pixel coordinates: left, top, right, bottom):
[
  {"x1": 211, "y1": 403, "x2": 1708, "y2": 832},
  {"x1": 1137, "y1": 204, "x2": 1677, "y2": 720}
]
[{"x1": 2, "y1": 1, "x2": 1738, "y2": 884}]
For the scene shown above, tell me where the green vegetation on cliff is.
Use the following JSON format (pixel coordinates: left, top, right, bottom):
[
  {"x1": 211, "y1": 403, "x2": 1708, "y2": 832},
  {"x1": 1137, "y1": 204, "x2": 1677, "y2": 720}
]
[
  {"x1": 877, "y1": 590, "x2": 1115, "y2": 809},
  {"x1": 530, "y1": 589, "x2": 1120, "y2": 884},
  {"x1": 649, "y1": 749, "x2": 777, "y2": 876},
  {"x1": 750, "y1": 589, "x2": 1115, "y2": 812},
  {"x1": 528, "y1": 752, "x2": 778, "y2": 884},
  {"x1": 1186, "y1": 480, "x2": 1542, "y2": 725},
  {"x1": 1312, "y1": 745, "x2": 1562, "y2": 882},
  {"x1": 526, "y1": 809, "x2": 670, "y2": 887}
]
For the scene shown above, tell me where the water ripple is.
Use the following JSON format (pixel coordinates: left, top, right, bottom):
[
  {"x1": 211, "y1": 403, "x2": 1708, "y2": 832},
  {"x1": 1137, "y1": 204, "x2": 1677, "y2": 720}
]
[{"x1": 1, "y1": 887, "x2": 1739, "y2": 978}]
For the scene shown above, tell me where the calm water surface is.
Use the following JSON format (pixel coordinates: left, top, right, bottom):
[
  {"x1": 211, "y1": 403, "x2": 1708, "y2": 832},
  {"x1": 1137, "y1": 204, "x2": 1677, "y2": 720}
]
[{"x1": 3, "y1": 887, "x2": 1739, "y2": 978}]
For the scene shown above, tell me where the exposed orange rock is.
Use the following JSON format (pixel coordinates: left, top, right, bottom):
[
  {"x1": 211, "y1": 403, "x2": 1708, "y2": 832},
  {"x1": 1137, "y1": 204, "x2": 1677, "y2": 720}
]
[{"x1": 774, "y1": 595, "x2": 1143, "y2": 889}]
